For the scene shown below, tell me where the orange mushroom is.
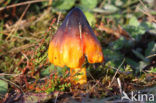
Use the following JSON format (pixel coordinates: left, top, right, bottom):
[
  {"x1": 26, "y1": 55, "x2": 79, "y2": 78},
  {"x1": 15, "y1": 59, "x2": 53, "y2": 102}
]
[{"x1": 48, "y1": 8, "x2": 104, "y2": 85}]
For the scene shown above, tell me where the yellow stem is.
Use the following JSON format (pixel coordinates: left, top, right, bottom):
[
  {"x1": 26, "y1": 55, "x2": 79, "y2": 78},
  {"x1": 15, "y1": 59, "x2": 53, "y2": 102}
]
[{"x1": 70, "y1": 67, "x2": 87, "y2": 85}]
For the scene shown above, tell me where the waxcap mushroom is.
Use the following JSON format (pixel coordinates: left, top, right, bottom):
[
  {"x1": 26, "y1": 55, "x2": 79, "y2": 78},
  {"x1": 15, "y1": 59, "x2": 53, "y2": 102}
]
[{"x1": 48, "y1": 8, "x2": 104, "y2": 84}]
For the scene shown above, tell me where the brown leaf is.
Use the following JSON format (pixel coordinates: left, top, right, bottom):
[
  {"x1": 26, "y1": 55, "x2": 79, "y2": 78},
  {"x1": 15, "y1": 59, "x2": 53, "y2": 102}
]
[
  {"x1": 118, "y1": 25, "x2": 131, "y2": 40},
  {"x1": 98, "y1": 23, "x2": 132, "y2": 40}
]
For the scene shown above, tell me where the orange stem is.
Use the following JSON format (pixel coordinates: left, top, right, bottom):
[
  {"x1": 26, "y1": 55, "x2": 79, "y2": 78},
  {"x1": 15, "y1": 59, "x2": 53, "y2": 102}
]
[{"x1": 70, "y1": 67, "x2": 87, "y2": 85}]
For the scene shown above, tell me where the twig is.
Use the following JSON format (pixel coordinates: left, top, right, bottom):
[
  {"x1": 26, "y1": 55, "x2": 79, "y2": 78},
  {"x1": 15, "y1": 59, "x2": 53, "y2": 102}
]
[
  {"x1": 99, "y1": 0, "x2": 106, "y2": 8},
  {"x1": 138, "y1": 0, "x2": 147, "y2": 9},
  {"x1": 117, "y1": 78, "x2": 122, "y2": 95},
  {"x1": 22, "y1": 52, "x2": 29, "y2": 62},
  {"x1": 108, "y1": 59, "x2": 125, "y2": 87},
  {"x1": 137, "y1": 0, "x2": 156, "y2": 23},
  {"x1": 57, "y1": 12, "x2": 62, "y2": 26},
  {"x1": 54, "y1": 92, "x2": 59, "y2": 103},
  {"x1": 6, "y1": 4, "x2": 30, "y2": 40},
  {"x1": 88, "y1": 71, "x2": 96, "y2": 81},
  {"x1": 146, "y1": 54, "x2": 156, "y2": 59},
  {"x1": 0, "y1": 0, "x2": 48, "y2": 11},
  {"x1": 0, "y1": 73, "x2": 21, "y2": 76},
  {"x1": 22, "y1": 52, "x2": 30, "y2": 66},
  {"x1": 32, "y1": 8, "x2": 51, "y2": 25},
  {"x1": 137, "y1": 7, "x2": 156, "y2": 23},
  {"x1": 86, "y1": 80, "x2": 100, "y2": 93},
  {"x1": 8, "y1": 43, "x2": 36, "y2": 53},
  {"x1": 0, "y1": 78, "x2": 24, "y2": 94}
]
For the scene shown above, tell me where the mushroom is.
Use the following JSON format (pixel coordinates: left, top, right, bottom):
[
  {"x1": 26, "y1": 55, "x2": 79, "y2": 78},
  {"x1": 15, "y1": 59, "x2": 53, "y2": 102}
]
[{"x1": 48, "y1": 8, "x2": 104, "y2": 85}]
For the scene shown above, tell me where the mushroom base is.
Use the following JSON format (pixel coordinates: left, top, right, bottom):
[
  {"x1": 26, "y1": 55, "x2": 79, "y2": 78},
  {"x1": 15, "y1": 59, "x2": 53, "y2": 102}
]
[{"x1": 70, "y1": 67, "x2": 87, "y2": 85}]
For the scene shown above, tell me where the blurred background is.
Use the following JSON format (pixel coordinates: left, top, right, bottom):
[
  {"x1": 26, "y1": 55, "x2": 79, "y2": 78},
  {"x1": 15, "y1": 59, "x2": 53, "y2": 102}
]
[{"x1": 0, "y1": 0, "x2": 156, "y2": 102}]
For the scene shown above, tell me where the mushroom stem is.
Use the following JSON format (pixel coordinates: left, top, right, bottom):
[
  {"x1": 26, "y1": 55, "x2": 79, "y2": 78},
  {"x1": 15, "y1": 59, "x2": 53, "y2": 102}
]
[{"x1": 70, "y1": 67, "x2": 87, "y2": 85}]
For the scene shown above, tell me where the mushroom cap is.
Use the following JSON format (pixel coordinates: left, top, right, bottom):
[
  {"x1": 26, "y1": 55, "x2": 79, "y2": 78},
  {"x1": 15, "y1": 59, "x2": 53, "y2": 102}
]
[{"x1": 48, "y1": 8, "x2": 104, "y2": 68}]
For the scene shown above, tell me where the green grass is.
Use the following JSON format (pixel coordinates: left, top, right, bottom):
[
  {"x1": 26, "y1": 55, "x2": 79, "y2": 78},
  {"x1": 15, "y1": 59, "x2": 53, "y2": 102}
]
[{"x1": 0, "y1": 0, "x2": 156, "y2": 102}]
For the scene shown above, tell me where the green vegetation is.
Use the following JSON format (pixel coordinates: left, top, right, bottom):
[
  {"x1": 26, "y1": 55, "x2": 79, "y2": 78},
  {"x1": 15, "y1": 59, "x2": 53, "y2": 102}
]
[{"x1": 0, "y1": 0, "x2": 156, "y2": 102}]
